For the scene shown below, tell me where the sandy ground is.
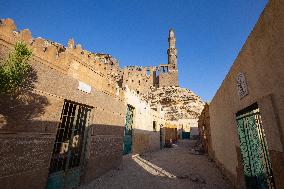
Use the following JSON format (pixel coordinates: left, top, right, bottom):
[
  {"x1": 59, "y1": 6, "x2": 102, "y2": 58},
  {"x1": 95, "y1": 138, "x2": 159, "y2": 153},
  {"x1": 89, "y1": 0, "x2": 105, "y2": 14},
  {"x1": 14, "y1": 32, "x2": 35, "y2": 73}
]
[{"x1": 80, "y1": 140, "x2": 232, "y2": 189}]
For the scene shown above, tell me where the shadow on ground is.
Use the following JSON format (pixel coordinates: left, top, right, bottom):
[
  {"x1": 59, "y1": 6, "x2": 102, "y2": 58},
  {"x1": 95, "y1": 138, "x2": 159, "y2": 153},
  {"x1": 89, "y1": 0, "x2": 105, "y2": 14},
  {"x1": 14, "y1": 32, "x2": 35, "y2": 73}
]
[{"x1": 80, "y1": 140, "x2": 232, "y2": 189}]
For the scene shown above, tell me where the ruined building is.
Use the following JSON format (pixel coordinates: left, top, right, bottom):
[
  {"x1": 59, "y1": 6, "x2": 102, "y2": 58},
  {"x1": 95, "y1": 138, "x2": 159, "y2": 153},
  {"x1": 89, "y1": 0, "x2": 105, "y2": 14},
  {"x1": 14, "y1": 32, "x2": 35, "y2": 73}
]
[
  {"x1": 122, "y1": 29, "x2": 178, "y2": 95},
  {"x1": 143, "y1": 86, "x2": 204, "y2": 139},
  {"x1": 122, "y1": 29, "x2": 204, "y2": 140}
]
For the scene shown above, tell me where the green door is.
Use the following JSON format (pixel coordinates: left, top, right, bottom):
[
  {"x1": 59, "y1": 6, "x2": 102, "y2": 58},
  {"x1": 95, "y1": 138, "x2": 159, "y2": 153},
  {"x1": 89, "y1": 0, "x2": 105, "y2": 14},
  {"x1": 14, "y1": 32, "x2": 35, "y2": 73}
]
[
  {"x1": 123, "y1": 105, "x2": 134, "y2": 155},
  {"x1": 46, "y1": 101, "x2": 92, "y2": 189},
  {"x1": 236, "y1": 103, "x2": 275, "y2": 189},
  {"x1": 182, "y1": 132, "x2": 190, "y2": 139},
  {"x1": 160, "y1": 125, "x2": 163, "y2": 149}
]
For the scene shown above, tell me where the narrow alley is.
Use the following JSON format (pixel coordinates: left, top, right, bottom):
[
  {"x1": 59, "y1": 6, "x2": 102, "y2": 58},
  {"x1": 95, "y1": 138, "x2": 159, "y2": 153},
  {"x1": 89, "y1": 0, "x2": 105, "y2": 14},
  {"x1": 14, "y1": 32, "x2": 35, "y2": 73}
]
[
  {"x1": 80, "y1": 140, "x2": 232, "y2": 189},
  {"x1": 1, "y1": 1, "x2": 284, "y2": 188}
]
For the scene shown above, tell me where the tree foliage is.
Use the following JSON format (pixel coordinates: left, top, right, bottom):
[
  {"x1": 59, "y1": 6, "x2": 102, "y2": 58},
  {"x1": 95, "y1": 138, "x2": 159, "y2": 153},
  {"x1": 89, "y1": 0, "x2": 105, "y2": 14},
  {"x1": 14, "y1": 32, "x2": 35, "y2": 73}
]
[{"x1": 0, "y1": 41, "x2": 32, "y2": 93}]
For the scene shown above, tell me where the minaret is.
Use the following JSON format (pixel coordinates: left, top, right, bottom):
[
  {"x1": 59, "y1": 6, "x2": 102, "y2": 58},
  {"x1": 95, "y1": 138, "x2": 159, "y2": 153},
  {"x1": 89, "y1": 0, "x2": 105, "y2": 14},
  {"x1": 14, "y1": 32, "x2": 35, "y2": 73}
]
[{"x1": 167, "y1": 29, "x2": 177, "y2": 70}]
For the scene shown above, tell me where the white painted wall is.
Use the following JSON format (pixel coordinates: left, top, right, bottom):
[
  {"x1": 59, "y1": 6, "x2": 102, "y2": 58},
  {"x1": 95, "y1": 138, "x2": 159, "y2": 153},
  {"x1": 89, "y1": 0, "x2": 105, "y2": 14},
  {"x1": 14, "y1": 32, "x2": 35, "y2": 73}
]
[{"x1": 124, "y1": 86, "x2": 165, "y2": 132}]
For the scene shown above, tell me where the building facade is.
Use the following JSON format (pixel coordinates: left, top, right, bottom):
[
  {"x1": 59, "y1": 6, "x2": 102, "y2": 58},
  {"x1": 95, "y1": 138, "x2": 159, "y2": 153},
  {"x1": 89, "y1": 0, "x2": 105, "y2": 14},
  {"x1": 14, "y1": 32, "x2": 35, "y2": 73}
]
[
  {"x1": 0, "y1": 19, "x2": 125, "y2": 189},
  {"x1": 209, "y1": 0, "x2": 284, "y2": 188},
  {"x1": 0, "y1": 18, "x2": 187, "y2": 189},
  {"x1": 124, "y1": 87, "x2": 166, "y2": 154}
]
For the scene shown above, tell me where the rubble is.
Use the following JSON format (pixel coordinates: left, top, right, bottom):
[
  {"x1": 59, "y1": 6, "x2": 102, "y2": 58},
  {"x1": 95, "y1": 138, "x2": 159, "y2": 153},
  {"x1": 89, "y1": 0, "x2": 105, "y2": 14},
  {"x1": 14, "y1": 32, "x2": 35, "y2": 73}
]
[{"x1": 142, "y1": 86, "x2": 204, "y2": 121}]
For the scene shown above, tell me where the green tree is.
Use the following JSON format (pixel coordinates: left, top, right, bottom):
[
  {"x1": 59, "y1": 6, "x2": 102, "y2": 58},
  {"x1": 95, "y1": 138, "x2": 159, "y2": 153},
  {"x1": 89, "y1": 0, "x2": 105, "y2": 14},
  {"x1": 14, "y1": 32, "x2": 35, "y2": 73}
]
[{"x1": 0, "y1": 41, "x2": 32, "y2": 93}]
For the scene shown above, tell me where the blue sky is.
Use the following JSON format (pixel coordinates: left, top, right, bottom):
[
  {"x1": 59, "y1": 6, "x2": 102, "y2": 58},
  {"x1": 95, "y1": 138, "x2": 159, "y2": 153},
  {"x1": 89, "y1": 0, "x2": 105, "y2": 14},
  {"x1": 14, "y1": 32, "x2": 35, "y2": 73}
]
[{"x1": 0, "y1": 0, "x2": 268, "y2": 101}]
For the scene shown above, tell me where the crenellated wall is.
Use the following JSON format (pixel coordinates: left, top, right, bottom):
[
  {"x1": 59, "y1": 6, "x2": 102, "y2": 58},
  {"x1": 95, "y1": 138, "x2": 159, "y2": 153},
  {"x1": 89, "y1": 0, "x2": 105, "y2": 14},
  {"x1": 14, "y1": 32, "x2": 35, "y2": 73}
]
[
  {"x1": 122, "y1": 64, "x2": 178, "y2": 95},
  {"x1": 122, "y1": 66, "x2": 158, "y2": 95},
  {"x1": 121, "y1": 29, "x2": 179, "y2": 95},
  {"x1": 0, "y1": 17, "x2": 184, "y2": 189},
  {"x1": 0, "y1": 18, "x2": 123, "y2": 98},
  {"x1": 0, "y1": 18, "x2": 125, "y2": 189}
]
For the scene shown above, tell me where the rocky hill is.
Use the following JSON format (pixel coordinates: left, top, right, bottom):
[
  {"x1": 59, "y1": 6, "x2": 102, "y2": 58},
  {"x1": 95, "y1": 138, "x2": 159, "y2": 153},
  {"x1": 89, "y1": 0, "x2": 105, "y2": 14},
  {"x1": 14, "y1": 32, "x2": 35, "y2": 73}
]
[{"x1": 142, "y1": 86, "x2": 204, "y2": 121}]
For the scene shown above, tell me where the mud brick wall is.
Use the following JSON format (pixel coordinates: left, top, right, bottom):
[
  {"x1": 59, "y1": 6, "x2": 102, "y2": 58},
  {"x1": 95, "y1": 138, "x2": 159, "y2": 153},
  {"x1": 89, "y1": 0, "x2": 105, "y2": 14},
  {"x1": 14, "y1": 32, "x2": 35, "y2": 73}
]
[
  {"x1": 132, "y1": 129, "x2": 160, "y2": 154},
  {"x1": 0, "y1": 19, "x2": 126, "y2": 189},
  {"x1": 0, "y1": 134, "x2": 54, "y2": 189},
  {"x1": 82, "y1": 124, "x2": 124, "y2": 183},
  {"x1": 33, "y1": 60, "x2": 125, "y2": 187}
]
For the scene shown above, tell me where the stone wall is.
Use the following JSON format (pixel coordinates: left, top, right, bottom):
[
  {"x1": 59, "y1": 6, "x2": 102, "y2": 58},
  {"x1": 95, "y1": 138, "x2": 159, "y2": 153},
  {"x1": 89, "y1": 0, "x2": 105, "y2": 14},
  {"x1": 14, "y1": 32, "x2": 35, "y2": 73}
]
[
  {"x1": 198, "y1": 103, "x2": 212, "y2": 155},
  {"x1": 122, "y1": 66, "x2": 158, "y2": 95},
  {"x1": 209, "y1": 0, "x2": 284, "y2": 188},
  {"x1": 142, "y1": 86, "x2": 204, "y2": 140},
  {"x1": 142, "y1": 86, "x2": 204, "y2": 121},
  {"x1": 121, "y1": 29, "x2": 179, "y2": 95},
  {"x1": 122, "y1": 64, "x2": 179, "y2": 95},
  {"x1": 158, "y1": 71, "x2": 178, "y2": 87}
]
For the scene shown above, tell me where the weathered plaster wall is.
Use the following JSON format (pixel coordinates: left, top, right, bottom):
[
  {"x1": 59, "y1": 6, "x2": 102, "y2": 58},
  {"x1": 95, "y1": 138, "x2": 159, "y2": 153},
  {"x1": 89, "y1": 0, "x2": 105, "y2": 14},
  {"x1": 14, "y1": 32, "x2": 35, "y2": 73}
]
[
  {"x1": 124, "y1": 87, "x2": 165, "y2": 154},
  {"x1": 169, "y1": 119, "x2": 199, "y2": 140},
  {"x1": 164, "y1": 123, "x2": 178, "y2": 142},
  {"x1": 209, "y1": 0, "x2": 284, "y2": 188}
]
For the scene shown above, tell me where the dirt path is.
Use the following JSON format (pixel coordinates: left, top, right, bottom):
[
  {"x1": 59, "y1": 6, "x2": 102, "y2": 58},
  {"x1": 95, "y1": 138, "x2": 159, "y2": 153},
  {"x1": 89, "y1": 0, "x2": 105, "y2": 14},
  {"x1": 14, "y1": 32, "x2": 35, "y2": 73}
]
[{"x1": 80, "y1": 140, "x2": 232, "y2": 189}]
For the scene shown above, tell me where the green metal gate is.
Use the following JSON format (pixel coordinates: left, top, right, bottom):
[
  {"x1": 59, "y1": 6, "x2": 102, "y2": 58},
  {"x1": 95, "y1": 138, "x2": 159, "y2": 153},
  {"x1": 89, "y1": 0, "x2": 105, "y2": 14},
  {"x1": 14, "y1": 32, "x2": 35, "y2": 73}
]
[
  {"x1": 123, "y1": 105, "x2": 134, "y2": 155},
  {"x1": 46, "y1": 100, "x2": 92, "y2": 189},
  {"x1": 182, "y1": 132, "x2": 190, "y2": 139},
  {"x1": 160, "y1": 124, "x2": 164, "y2": 149},
  {"x1": 236, "y1": 103, "x2": 275, "y2": 189}
]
